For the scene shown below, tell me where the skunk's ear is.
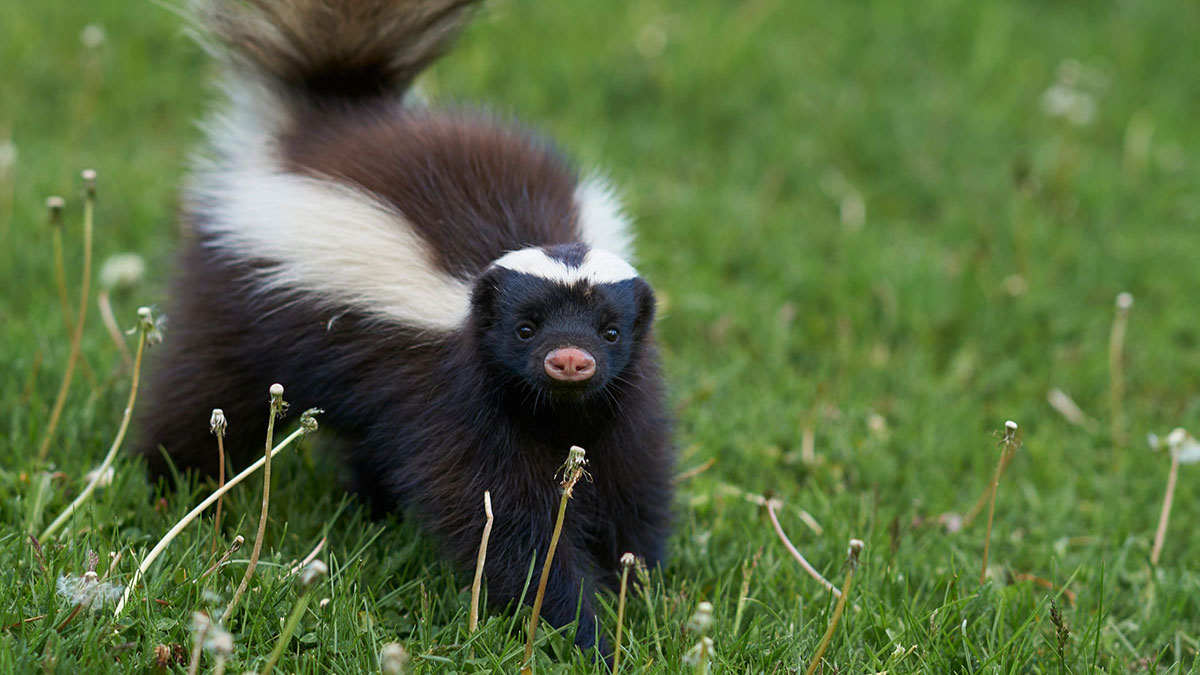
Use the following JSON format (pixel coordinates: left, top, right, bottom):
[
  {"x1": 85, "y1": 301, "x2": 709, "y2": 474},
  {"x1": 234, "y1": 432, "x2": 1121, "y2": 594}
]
[
  {"x1": 470, "y1": 267, "x2": 506, "y2": 331},
  {"x1": 631, "y1": 277, "x2": 657, "y2": 339}
]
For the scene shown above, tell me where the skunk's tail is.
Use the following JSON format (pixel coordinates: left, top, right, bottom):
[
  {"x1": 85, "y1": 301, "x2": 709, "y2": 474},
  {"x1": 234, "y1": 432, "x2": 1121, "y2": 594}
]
[{"x1": 197, "y1": 0, "x2": 481, "y2": 102}]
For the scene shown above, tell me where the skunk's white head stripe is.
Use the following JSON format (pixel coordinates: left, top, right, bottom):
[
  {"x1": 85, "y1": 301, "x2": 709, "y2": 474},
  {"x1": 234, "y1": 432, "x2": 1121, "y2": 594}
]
[
  {"x1": 193, "y1": 169, "x2": 473, "y2": 330},
  {"x1": 493, "y1": 247, "x2": 639, "y2": 286},
  {"x1": 575, "y1": 175, "x2": 634, "y2": 261}
]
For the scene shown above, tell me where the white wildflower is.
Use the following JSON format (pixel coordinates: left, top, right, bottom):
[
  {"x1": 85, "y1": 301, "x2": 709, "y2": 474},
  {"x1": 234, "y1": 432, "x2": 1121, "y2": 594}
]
[{"x1": 57, "y1": 572, "x2": 123, "y2": 609}]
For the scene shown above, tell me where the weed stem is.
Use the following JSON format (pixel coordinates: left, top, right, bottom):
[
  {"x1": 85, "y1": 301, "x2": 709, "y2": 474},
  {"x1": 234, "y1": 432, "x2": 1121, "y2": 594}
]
[
  {"x1": 222, "y1": 384, "x2": 286, "y2": 624},
  {"x1": 804, "y1": 539, "x2": 863, "y2": 675},
  {"x1": 39, "y1": 307, "x2": 151, "y2": 540}
]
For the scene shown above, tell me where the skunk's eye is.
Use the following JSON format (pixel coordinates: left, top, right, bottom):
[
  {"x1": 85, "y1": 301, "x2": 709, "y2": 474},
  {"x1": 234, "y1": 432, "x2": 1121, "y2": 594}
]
[
  {"x1": 516, "y1": 323, "x2": 537, "y2": 340},
  {"x1": 602, "y1": 327, "x2": 620, "y2": 343}
]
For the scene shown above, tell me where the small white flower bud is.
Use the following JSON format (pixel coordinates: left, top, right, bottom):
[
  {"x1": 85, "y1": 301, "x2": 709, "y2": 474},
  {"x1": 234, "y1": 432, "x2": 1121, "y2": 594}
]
[
  {"x1": 620, "y1": 552, "x2": 636, "y2": 567},
  {"x1": 1115, "y1": 292, "x2": 1134, "y2": 310}
]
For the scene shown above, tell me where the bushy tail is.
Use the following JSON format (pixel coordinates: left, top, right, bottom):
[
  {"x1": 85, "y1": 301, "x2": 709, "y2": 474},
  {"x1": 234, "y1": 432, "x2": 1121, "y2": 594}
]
[{"x1": 197, "y1": 0, "x2": 481, "y2": 101}]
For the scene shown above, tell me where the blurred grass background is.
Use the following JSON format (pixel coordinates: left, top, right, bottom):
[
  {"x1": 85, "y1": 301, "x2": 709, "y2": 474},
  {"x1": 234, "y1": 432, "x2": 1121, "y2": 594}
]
[{"x1": 3, "y1": 0, "x2": 1200, "y2": 671}]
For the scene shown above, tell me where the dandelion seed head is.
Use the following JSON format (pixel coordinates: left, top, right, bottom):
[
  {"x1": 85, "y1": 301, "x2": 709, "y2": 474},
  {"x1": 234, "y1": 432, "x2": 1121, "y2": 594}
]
[
  {"x1": 620, "y1": 552, "x2": 636, "y2": 567},
  {"x1": 270, "y1": 383, "x2": 284, "y2": 398},
  {"x1": 1166, "y1": 428, "x2": 1188, "y2": 448},
  {"x1": 57, "y1": 573, "x2": 123, "y2": 609},
  {"x1": 80, "y1": 24, "x2": 106, "y2": 49},
  {"x1": 380, "y1": 642, "x2": 409, "y2": 675},
  {"x1": 686, "y1": 601, "x2": 713, "y2": 633},
  {"x1": 45, "y1": 196, "x2": 65, "y2": 226},
  {"x1": 81, "y1": 169, "x2": 97, "y2": 196},
  {"x1": 849, "y1": 538, "x2": 865, "y2": 556},
  {"x1": 210, "y1": 408, "x2": 227, "y2": 436},
  {"x1": 682, "y1": 636, "x2": 715, "y2": 667},
  {"x1": 99, "y1": 253, "x2": 145, "y2": 290},
  {"x1": 1116, "y1": 292, "x2": 1134, "y2": 310}
]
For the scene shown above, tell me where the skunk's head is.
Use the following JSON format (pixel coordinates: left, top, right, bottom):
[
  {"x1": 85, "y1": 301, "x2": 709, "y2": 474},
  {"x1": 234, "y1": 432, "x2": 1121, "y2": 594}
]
[{"x1": 470, "y1": 243, "x2": 656, "y2": 404}]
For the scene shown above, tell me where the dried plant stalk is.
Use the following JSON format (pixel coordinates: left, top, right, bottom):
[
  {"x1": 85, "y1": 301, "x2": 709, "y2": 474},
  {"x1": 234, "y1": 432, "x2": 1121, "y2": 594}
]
[{"x1": 469, "y1": 490, "x2": 494, "y2": 635}]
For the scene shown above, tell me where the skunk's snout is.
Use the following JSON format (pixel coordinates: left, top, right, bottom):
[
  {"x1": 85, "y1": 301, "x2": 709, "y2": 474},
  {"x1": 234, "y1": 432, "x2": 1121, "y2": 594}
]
[{"x1": 544, "y1": 347, "x2": 596, "y2": 382}]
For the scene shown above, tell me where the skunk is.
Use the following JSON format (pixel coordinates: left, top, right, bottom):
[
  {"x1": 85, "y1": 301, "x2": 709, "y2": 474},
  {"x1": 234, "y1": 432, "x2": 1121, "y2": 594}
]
[{"x1": 136, "y1": 0, "x2": 673, "y2": 654}]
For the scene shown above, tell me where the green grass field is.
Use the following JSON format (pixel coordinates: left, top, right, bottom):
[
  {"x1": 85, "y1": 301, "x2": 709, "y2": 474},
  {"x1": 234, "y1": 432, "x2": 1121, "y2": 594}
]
[{"x1": 3, "y1": 0, "x2": 1200, "y2": 671}]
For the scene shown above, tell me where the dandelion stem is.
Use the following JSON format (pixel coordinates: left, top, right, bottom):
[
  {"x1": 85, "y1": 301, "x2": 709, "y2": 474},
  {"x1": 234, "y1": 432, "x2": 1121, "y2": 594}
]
[
  {"x1": 613, "y1": 553, "x2": 635, "y2": 675},
  {"x1": 50, "y1": 207, "x2": 98, "y2": 389},
  {"x1": 209, "y1": 410, "x2": 228, "y2": 556},
  {"x1": 1109, "y1": 293, "x2": 1133, "y2": 451},
  {"x1": 522, "y1": 446, "x2": 587, "y2": 672},
  {"x1": 97, "y1": 290, "x2": 134, "y2": 370},
  {"x1": 40, "y1": 310, "x2": 149, "y2": 541},
  {"x1": 37, "y1": 176, "x2": 96, "y2": 463},
  {"x1": 113, "y1": 419, "x2": 315, "y2": 618},
  {"x1": 981, "y1": 421, "x2": 1019, "y2": 584},
  {"x1": 469, "y1": 490, "x2": 494, "y2": 635},
  {"x1": 222, "y1": 384, "x2": 286, "y2": 625},
  {"x1": 1150, "y1": 451, "x2": 1179, "y2": 566},
  {"x1": 963, "y1": 434, "x2": 1019, "y2": 529},
  {"x1": 766, "y1": 499, "x2": 841, "y2": 597},
  {"x1": 804, "y1": 540, "x2": 863, "y2": 675}
]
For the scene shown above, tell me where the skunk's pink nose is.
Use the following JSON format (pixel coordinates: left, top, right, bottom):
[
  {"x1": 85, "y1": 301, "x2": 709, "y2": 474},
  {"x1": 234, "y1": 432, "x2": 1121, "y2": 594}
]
[{"x1": 544, "y1": 347, "x2": 596, "y2": 382}]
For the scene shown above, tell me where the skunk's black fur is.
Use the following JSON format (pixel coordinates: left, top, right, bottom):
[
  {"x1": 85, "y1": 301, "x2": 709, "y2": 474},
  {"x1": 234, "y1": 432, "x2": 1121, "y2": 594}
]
[{"x1": 136, "y1": 0, "x2": 673, "y2": 655}]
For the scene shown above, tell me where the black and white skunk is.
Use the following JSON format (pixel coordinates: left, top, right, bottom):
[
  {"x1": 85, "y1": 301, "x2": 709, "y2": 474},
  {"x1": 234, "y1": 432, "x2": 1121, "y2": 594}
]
[{"x1": 136, "y1": 0, "x2": 673, "y2": 654}]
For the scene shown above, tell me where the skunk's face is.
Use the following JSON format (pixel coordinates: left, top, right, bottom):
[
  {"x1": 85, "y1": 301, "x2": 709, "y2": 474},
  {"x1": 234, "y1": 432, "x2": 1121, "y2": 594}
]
[{"x1": 471, "y1": 245, "x2": 656, "y2": 404}]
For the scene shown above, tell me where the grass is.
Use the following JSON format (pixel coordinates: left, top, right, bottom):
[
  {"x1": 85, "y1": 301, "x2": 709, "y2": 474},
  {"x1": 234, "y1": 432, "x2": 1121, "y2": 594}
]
[{"x1": 3, "y1": 0, "x2": 1200, "y2": 671}]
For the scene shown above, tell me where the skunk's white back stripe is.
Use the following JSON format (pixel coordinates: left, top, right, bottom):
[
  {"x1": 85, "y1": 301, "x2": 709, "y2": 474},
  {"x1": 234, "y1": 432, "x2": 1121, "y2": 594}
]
[
  {"x1": 575, "y1": 175, "x2": 634, "y2": 261},
  {"x1": 193, "y1": 168, "x2": 473, "y2": 330},
  {"x1": 493, "y1": 247, "x2": 639, "y2": 286}
]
